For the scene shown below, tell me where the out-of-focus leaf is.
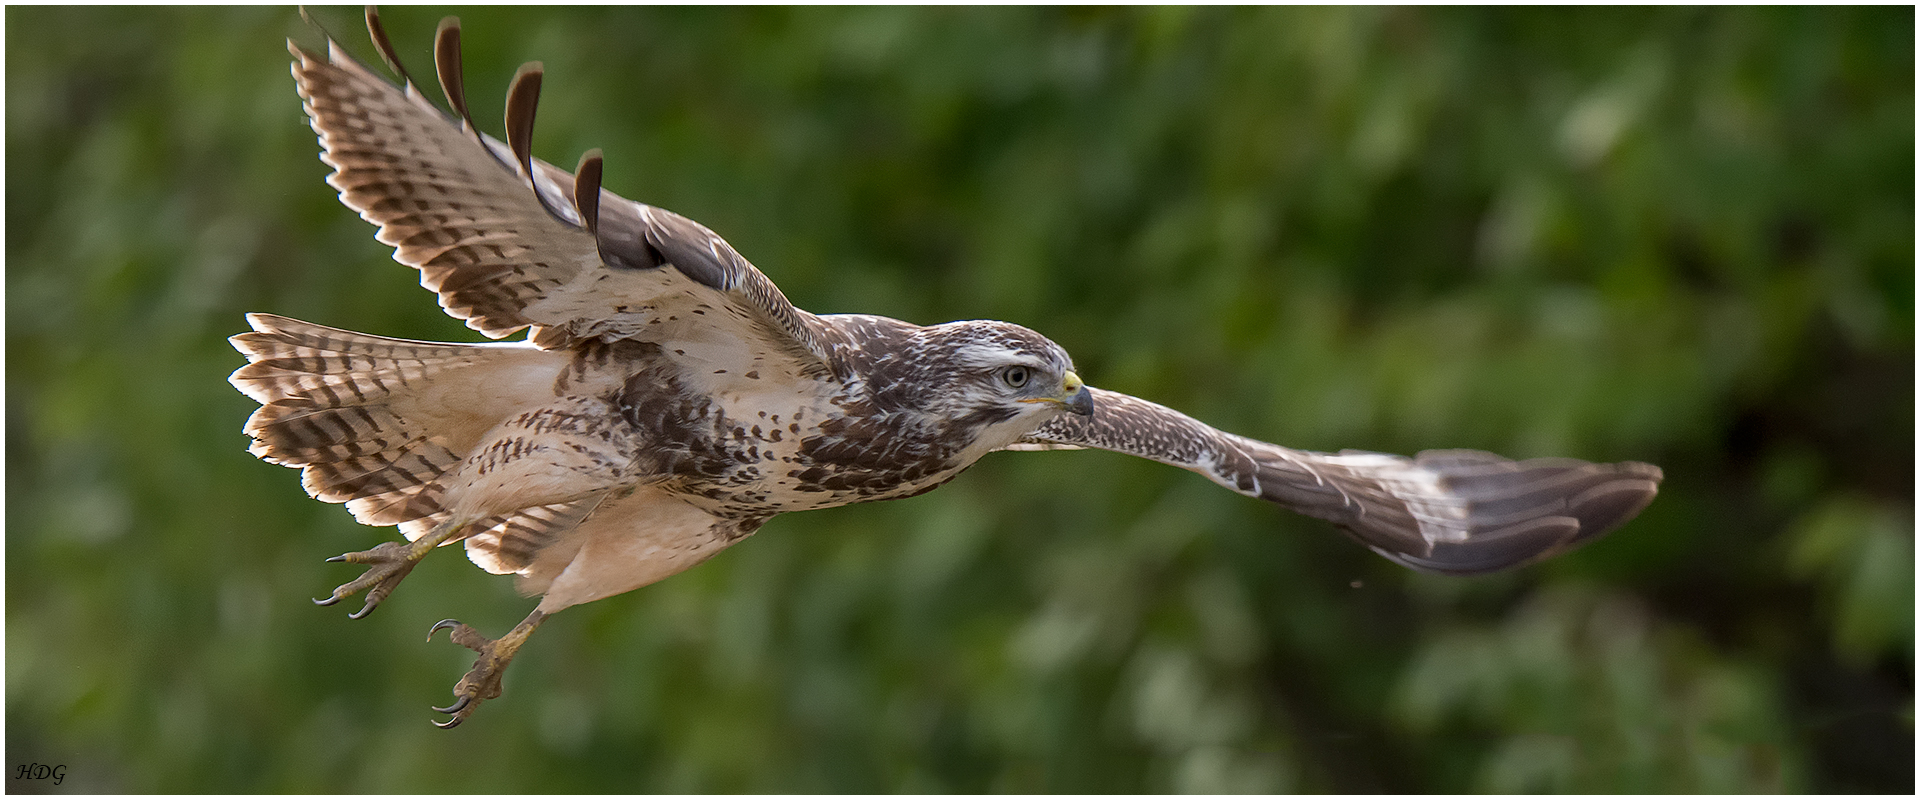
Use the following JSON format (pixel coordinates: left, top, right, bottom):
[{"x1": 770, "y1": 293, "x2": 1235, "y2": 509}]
[
  {"x1": 1394, "y1": 587, "x2": 1802, "y2": 792},
  {"x1": 1786, "y1": 496, "x2": 1917, "y2": 666}
]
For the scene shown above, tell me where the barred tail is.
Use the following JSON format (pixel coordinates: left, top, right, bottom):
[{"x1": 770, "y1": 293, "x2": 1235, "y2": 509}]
[{"x1": 228, "y1": 313, "x2": 565, "y2": 536}]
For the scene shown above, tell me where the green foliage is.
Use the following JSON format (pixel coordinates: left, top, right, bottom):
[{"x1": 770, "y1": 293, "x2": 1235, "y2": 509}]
[
  {"x1": 1396, "y1": 586, "x2": 1801, "y2": 792},
  {"x1": 7, "y1": 6, "x2": 1911, "y2": 793},
  {"x1": 1786, "y1": 496, "x2": 1916, "y2": 666}
]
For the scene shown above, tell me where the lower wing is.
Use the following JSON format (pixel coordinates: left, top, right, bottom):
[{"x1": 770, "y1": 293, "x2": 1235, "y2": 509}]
[{"x1": 1009, "y1": 388, "x2": 1662, "y2": 575}]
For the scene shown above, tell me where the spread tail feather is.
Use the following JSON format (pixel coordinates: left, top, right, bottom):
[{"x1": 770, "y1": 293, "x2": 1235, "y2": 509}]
[{"x1": 229, "y1": 313, "x2": 564, "y2": 532}]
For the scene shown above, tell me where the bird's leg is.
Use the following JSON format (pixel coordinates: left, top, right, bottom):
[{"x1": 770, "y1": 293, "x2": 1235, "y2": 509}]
[
  {"x1": 426, "y1": 609, "x2": 549, "y2": 729},
  {"x1": 313, "y1": 517, "x2": 466, "y2": 619}
]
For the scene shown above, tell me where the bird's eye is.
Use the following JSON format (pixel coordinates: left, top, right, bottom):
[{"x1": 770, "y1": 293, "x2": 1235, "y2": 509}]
[{"x1": 1000, "y1": 365, "x2": 1032, "y2": 389}]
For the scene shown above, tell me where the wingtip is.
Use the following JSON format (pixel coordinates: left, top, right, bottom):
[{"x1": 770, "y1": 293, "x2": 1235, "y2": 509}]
[
  {"x1": 364, "y1": 6, "x2": 398, "y2": 74},
  {"x1": 504, "y1": 63, "x2": 544, "y2": 177},
  {"x1": 573, "y1": 148, "x2": 604, "y2": 235},
  {"x1": 1301, "y1": 450, "x2": 1669, "y2": 576},
  {"x1": 433, "y1": 15, "x2": 475, "y2": 128},
  {"x1": 1566, "y1": 475, "x2": 1662, "y2": 546},
  {"x1": 1622, "y1": 461, "x2": 1664, "y2": 485}
]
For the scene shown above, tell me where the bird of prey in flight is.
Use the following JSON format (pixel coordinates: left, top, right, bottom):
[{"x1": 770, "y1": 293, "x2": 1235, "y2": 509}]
[{"x1": 230, "y1": 8, "x2": 1663, "y2": 727}]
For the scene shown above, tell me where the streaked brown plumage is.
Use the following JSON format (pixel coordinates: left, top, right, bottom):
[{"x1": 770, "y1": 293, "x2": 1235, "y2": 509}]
[{"x1": 231, "y1": 8, "x2": 1663, "y2": 727}]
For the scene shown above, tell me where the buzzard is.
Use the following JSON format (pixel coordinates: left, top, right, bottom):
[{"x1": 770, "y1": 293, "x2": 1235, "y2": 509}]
[{"x1": 230, "y1": 9, "x2": 1663, "y2": 728}]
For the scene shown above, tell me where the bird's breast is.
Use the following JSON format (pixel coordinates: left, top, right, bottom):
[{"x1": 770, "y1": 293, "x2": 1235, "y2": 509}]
[{"x1": 616, "y1": 367, "x2": 971, "y2": 516}]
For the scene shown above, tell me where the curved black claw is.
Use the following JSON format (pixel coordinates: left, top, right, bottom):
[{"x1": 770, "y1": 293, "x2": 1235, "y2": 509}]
[
  {"x1": 428, "y1": 617, "x2": 487, "y2": 727},
  {"x1": 315, "y1": 541, "x2": 419, "y2": 620},
  {"x1": 347, "y1": 596, "x2": 381, "y2": 620},
  {"x1": 422, "y1": 614, "x2": 540, "y2": 730},
  {"x1": 433, "y1": 694, "x2": 473, "y2": 715}
]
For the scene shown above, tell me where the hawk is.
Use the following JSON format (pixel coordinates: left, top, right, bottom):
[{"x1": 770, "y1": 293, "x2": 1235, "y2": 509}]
[{"x1": 231, "y1": 9, "x2": 1663, "y2": 728}]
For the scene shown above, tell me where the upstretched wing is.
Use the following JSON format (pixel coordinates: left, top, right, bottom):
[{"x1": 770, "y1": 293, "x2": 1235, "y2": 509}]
[
  {"x1": 1013, "y1": 388, "x2": 1662, "y2": 575},
  {"x1": 291, "y1": 9, "x2": 833, "y2": 377}
]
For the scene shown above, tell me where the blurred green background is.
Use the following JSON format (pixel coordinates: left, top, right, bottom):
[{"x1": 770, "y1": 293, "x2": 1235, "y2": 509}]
[{"x1": 7, "y1": 5, "x2": 1912, "y2": 793}]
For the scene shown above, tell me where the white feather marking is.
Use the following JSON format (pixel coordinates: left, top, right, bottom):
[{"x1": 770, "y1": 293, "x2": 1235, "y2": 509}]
[{"x1": 1319, "y1": 452, "x2": 1472, "y2": 542}]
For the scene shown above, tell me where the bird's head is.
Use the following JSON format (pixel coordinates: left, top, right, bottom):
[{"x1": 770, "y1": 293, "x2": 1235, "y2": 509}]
[{"x1": 889, "y1": 319, "x2": 1093, "y2": 455}]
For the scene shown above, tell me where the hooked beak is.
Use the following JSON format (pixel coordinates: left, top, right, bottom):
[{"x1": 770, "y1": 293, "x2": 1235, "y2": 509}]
[
  {"x1": 1018, "y1": 371, "x2": 1095, "y2": 418},
  {"x1": 1059, "y1": 371, "x2": 1094, "y2": 418}
]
